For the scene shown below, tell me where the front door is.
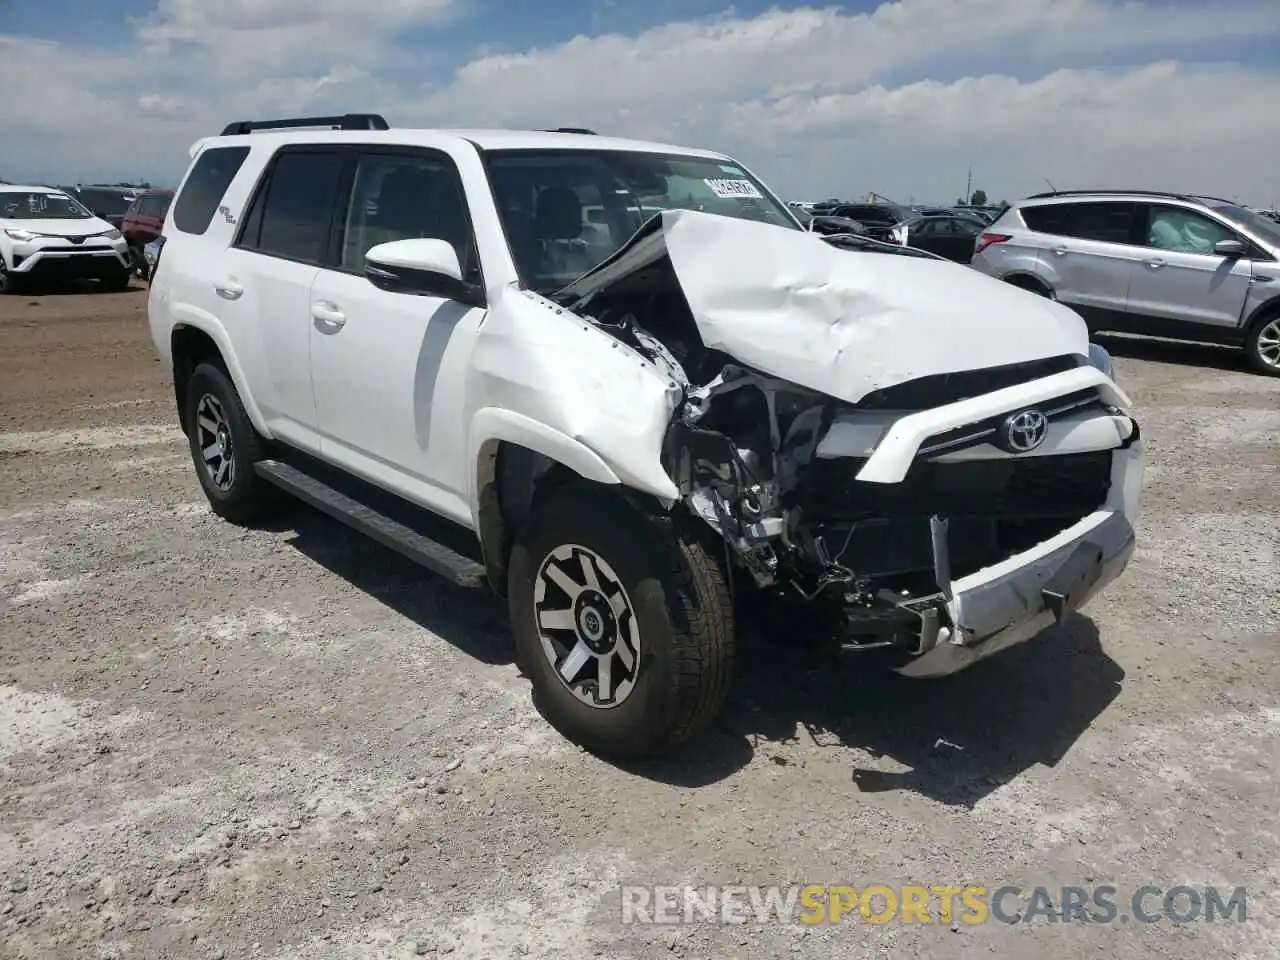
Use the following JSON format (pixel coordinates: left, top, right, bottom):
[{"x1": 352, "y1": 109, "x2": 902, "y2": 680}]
[
  {"x1": 1125, "y1": 203, "x2": 1253, "y2": 331},
  {"x1": 308, "y1": 148, "x2": 488, "y2": 526}
]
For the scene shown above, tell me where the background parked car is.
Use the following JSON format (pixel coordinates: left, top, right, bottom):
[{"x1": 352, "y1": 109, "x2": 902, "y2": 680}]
[
  {"x1": 58, "y1": 185, "x2": 140, "y2": 229},
  {"x1": 970, "y1": 189, "x2": 1280, "y2": 376},
  {"x1": 823, "y1": 202, "x2": 909, "y2": 242},
  {"x1": 120, "y1": 189, "x2": 174, "y2": 278},
  {"x1": 893, "y1": 214, "x2": 986, "y2": 261},
  {"x1": 0, "y1": 184, "x2": 133, "y2": 293}
]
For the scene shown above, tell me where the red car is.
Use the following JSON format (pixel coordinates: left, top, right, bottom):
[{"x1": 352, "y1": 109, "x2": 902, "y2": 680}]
[{"x1": 120, "y1": 189, "x2": 174, "y2": 278}]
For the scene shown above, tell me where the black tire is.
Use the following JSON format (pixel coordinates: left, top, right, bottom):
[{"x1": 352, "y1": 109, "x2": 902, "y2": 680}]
[
  {"x1": 129, "y1": 245, "x2": 150, "y2": 281},
  {"x1": 0, "y1": 262, "x2": 21, "y2": 295},
  {"x1": 507, "y1": 486, "x2": 734, "y2": 760},
  {"x1": 101, "y1": 267, "x2": 132, "y2": 293},
  {"x1": 1244, "y1": 309, "x2": 1280, "y2": 378},
  {"x1": 184, "y1": 362, "x2": 280, "y2": 524}
]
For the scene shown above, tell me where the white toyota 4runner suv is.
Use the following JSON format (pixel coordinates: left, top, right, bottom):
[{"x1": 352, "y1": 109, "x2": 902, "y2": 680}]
[{"x1": 149, "y1": 114, "x2": 1145, "y2": 759}]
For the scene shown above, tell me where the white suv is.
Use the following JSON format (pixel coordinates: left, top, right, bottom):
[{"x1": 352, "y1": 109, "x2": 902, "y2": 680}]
[
  {"x1": 148, "y1": 114, "x2": 1145, "y2": 759},
  {"x1": 1, "y1": 185, "x2": 133, "y2": 294}
]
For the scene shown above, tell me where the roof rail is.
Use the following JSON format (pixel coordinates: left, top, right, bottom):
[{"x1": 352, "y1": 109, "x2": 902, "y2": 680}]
[
  {"x1": 1024, "y1": 188, "x2": 1196, "y2": 202},
  {"x1": 219, "y1": 113, "x2": 389, "y2": 136},
  {"x1": 540, "y1": 127, "x2": 597, "y2": 135}
]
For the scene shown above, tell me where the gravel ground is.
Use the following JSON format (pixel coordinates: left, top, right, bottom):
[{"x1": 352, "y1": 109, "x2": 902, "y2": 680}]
[{"x1": 1, "y1": 285, "x2": 1277, "y2": 960}]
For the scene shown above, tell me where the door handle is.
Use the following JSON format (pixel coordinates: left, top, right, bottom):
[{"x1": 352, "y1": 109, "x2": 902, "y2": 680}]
[
  {"x1": 1145, "y1": 258, "x2": 1166, "y2": 269},
  {"x1": 1052, "y1": 245, "x2": 1068, "y2": 256},
  {"x1": 311, "y1": 301, "x2": 346, "y2": 328},
  {"x1": 214, "y1": 278, "x2": 244, "y2": 300}
]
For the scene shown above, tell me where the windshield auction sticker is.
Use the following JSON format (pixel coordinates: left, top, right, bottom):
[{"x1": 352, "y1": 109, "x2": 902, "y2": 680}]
[{"x1": 704, "y1": 178, "x2": 764, "y2": 199}]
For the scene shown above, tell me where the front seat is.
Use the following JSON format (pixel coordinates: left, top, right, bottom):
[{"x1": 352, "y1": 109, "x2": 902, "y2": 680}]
[{"x1": 533, "y1": 186, "x2": 595, "y2": 276}]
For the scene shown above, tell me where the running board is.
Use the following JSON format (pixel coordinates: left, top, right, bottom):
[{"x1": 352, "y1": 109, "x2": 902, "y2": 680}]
[{"x1": 254, "y1": 459, "x2": 488, "y2": 589}]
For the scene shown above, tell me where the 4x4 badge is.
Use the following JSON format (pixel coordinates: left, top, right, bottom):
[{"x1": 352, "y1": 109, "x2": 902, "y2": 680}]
[{"x1": 998, "y1": 408, "x2": 1048, "y2": 453}]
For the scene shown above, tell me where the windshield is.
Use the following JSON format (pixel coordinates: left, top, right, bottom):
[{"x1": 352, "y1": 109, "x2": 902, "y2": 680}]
[
  {"x1": 483, "y1": 149, "x2": 799, "y2": 291},
  {"x1": 1209, "y1": 203, "x2": 1280, "y2": 248},
  {"x1": 0, "y1": 191, "x2": 94, "y2": 220}
]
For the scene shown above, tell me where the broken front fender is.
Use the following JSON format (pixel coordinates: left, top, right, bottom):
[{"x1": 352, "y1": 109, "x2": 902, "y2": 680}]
[{"x1": 467, "y1": 287, "x2": 682, "y2": 502}]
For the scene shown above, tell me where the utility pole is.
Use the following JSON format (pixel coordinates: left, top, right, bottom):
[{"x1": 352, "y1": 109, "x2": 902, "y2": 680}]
[{"x1": 965, "y1": 166, "x2": 973, "y2": 205}]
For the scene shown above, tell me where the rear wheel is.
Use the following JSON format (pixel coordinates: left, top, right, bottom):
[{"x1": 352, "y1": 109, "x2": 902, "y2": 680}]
[
  {"x1": 507, "y1": 487, "x2": 735, "y2": 760},
  {"x1": 1245, "y1": 311, "x2": 1280, "y2": 377},
  {"x1": 184, "y1": 362, "x2": 281, "y2": 524}
]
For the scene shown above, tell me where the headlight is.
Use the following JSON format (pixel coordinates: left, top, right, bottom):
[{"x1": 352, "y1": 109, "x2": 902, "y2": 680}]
[
  {"x1": 3, "y1": 228, "x2": 37, "y2": 242},
  {"x1": 100, "y1": 229, "x2": 123, "y2": 241},
  {"x1": 1087, "y1": 342, "x2": 1114, "y2": 379}
]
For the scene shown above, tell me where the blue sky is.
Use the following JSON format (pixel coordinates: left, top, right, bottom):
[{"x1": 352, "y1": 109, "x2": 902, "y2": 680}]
[{"x1": 1, "y1": 0, "x2": 1278, "y2": 204}]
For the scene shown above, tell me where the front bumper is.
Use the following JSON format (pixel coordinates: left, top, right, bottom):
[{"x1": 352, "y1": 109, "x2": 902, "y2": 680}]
[
  {"x1": 888, "y1": 435, "x2": 1143, "y2": 678},
  {"x1": 8, "y1": 239, "x2": 129, "y2": 278},
  {"x1": 896, "y1": 507, "x2": 1135, "y2": 677}
]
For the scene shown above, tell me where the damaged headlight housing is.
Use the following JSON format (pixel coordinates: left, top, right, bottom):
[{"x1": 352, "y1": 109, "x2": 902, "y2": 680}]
[{"x1": 1087, "y1": 342, "x2": 1114, "y2": 380}]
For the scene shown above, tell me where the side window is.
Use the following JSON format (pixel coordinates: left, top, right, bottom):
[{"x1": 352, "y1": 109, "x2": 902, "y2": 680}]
[
  {"x1": 173, "y1": 146, "x2": 251, "y2": 235},
  {"x1": 1062, "y1": 202, "x2": 1136, "y2": 244},
  {"x1": 1143, "y1": 205, "x2": 1237, "y2": 255},
  {"x1": 1020, "y1": 203, "x2": 1072, "y2": 236},
  {"x1": 913, "y1": 219, "x2": 943, "y2": 235},
  {"x1": 339, "y1": 152, "x2": 479, "y2": 280},
  {"x1": 242, "y1": 150, "x2": 345, "y2": 265}
]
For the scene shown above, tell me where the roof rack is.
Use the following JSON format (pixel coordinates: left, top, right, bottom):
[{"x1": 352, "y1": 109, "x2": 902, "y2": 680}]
[
  {"x1": 1025, "y1": 188, "x2": 1198, "y2": 202},
  {"x1": 540, "y1": 127, "x2": 597, "y2": 135},
  {"x1": 219, "y1": 113, "x2": 389, "y2": 136}
]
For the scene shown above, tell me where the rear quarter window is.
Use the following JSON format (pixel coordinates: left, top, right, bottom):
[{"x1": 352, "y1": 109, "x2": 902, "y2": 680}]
[
  {"x1": 1020, "y1": 203, "x2": 1071, "y2": 235},
  {"x1": 172, "y1": 146, "x2": 251, "y2": 235}
]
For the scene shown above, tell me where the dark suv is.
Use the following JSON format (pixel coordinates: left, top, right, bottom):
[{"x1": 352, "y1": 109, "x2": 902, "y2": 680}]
[
  {"x1": 59, "y1": 185, "x2": 141, "y2": 229},
  {"x1": 120, "y1": 189, "x2": 174, "y2": 278}
]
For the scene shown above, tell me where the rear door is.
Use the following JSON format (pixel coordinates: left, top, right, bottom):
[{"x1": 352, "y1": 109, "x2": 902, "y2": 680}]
[
  {"x1": 1125, "y1": 203, "x2": 1253, "y2": 332},
  {"x1": 1040, "y1": 201, "x2": 1142, "y2": 322}
]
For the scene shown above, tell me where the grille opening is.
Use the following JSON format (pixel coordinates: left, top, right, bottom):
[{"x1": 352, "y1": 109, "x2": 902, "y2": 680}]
[{"x1": 798, "y1": 451, "x2": 1113, "y2": 580}]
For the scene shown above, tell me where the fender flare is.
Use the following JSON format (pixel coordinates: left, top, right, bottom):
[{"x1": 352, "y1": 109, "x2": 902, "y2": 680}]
[
  {"x1": 171, "y1": 318, "x2": 274, "y2": 438},
  {"x1": 466, "y1": 407, "x2": 623, "y2": 516}
]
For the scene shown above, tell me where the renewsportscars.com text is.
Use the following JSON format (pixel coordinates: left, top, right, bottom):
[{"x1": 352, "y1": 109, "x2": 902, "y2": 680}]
[{"x1": 620, "y1": 884, "x2": 1248, "y2": 926}]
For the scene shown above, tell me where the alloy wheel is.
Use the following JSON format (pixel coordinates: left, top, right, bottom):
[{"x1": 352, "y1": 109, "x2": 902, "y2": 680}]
[
  {"x1": 1256, "y1": 318, "x2": 1280, "y2": 370},
  {"x1": 194, "y1": 393, "x2": 236, "y2": 491},
  {"x1": 532, "y1": 544, "x2": 640, "y2": 709}
]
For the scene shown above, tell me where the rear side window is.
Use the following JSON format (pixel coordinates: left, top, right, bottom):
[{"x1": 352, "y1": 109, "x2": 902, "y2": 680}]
[
  {"x1": 1061, "y1": 202, "x2": 1136, "y2": 244},
  {"x1": 1020, "y1": 203, "x2": 1071, "y2": 235},
  {"x1": 173, "y1": 146, "x2": 251, "y2": 235},
  {"x1": 238, "y1": 150, "x2": 345, "y2": 265}
]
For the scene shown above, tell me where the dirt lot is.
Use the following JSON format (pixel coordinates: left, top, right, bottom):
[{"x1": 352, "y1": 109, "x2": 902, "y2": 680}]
[{"x1": 1, "y1": 285, "x2": 1277, "y2": 960}]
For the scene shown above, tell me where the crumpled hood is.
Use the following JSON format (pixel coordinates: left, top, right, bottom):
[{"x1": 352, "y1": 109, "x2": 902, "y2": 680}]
[{"x1": 559, "y1": 209, "x2": 1090, "y2": 405}]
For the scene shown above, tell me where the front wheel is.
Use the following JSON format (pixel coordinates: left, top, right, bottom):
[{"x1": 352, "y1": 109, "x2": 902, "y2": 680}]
[
  {"x1": 1245, "y1": 312, "x2": 1280, "y2": 377},
  {"x1": 101, "y1": 266, "x2": 132, "y2": 292},
  {"x1": 0, "y1": 261, "x2": 21, "y2": 295},
  {"x1": 507, "y1": 487, "x2": 735, "y2": 760}
]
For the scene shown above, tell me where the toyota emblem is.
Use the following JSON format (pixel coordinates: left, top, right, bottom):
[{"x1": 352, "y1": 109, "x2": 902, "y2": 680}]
[{"x1": 998, "y1": 408, "x2": 1049, "y2": 453}]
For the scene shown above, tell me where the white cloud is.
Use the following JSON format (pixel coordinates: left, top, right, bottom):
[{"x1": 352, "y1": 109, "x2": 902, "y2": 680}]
[{"x1": 1, "y1": 0, "x2": 1278, "y2": 204}]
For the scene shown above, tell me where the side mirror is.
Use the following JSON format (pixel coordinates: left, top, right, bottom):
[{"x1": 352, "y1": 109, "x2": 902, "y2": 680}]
[
  {"x1": 1214, "y1": 239, "x2": 1246, "y2": 257},
  {"x1": 365, "y1": 238, "x2": 485, "y2": 307}
]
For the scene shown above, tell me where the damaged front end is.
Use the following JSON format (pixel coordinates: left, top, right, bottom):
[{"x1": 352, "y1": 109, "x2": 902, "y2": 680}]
[{"x1": 550, "y1": 210, "x2": 1144, "y2": 674}]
